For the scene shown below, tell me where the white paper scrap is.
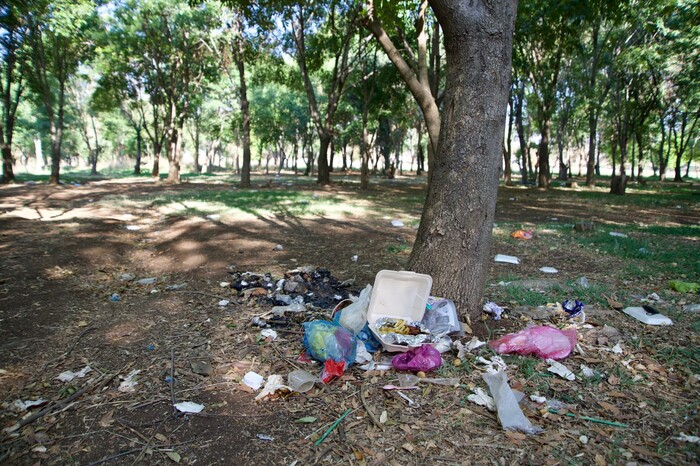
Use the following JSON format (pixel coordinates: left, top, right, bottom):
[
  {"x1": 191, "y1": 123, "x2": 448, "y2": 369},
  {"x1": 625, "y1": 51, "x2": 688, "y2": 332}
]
[
  {"x1": 467, "y1": 388, "x2": 496, "y2": 411},
  {"x1": 546, "y1": 359, "x2": 576, "y2": 381},
  {"x1": 494, "y1": 254, "x2": 520, "y2": 265},
  {"x1": 57, "y1": 365, "x2": 92, "y2": 382},
  {"x1": 243, "y1": 371, "x2": 264, "y2": 390},
  {"x1": 174, "y1": 401, "x2": 204, "y2": 413},
  {"x1": 539, "y1": 267, "x2": 559, "y2": 274}
]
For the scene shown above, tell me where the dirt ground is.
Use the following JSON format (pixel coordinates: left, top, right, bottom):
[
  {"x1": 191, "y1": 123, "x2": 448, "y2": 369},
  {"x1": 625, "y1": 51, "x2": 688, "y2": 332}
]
[{"x1": 0, "y1": 175, "x2": 698, "y2": 465}]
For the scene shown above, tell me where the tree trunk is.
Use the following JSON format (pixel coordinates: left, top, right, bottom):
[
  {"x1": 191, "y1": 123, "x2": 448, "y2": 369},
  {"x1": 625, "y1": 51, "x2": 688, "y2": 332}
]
[
  {"x1": 514, "y1": 80, "x2": 528, "y2": 184},
  {"x1": 233, "y1": 13, "x2": 252, "y2": 189},
  {"x1": 1, "y1": 129, "x2": 15, "y2": 183},
  {"x1": 134, "y1": 126, "x2": 142, "y2": 175},
  {"x1": 408, "y1": 0, "x2": 517, "y2": 319},
  {"x1": 166, "y1": 128, "x2": 180, "y2": 183},
  {"x1": 537, "y1": 118, "x2": 551, "y2": 188},
  {"x1": 317, "y1": 133, "x2": 331, "y2": 185},
  {"x1": 49, "y1": 120, "x2": 62, "y2": 185},
  {"x1": 503, "y1": 87, "x2": 514, "y2": 185}
]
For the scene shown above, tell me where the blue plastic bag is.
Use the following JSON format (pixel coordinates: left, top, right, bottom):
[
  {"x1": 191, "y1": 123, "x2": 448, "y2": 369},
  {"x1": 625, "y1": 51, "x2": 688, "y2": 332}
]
[{"x1": 303, "y1": 320, "x2": 357, "y2": 365}]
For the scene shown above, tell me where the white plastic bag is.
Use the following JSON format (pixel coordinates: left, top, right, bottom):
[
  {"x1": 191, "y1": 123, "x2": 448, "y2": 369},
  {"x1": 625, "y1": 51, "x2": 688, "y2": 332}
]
[
  {"x1": 482, "y1": 370, "x2": 542, "y2": 434},
  {"x1": 338, "y1": 285, "x2": 372, "y2": 335}
]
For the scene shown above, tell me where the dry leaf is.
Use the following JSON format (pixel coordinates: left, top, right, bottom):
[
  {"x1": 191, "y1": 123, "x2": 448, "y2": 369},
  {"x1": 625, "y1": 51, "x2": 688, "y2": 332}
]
[
  {"x1": 607, "y1": 375, "x2": 620, "y2": 385},
  {"x1": 402, "y1": 443, "x2": 414, "y2": 453},
  {"x1": 598, "y1": 401, "x2": 621, "y2": 416},
  {"x1": 379, "y1": 411, "x2": 388, "y2": 424},
  {"x1": 165, "y1": 451, "x2": 181, "y2": 463},
  {"x1": 628, "y1": 444, "x2": 661, "y2": 458},
  {"x1": 506, "y1": 432, "x2": 527, "y2": 443},
  {"x1": 155, "y1": 433, "x2": 169, "y2": 443},
  {"x1": 98, "y1": 410, "x2": 114, "y2": 428}
]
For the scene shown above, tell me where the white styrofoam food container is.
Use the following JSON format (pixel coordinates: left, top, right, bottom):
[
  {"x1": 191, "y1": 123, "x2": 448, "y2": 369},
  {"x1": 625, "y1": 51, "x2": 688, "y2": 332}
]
[{"x1": 366, "y1": 270, "x2": 433, "y2": 352}]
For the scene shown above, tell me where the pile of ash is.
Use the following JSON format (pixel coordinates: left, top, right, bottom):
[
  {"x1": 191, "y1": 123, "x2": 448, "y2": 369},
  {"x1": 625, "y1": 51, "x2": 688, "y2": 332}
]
[{"x1": 227, "y1": 266, "x2": 358, "y2": 310}]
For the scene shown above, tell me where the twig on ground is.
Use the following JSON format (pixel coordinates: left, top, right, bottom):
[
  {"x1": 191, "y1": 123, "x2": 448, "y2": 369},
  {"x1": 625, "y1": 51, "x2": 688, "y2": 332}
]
[
  {"x1": 4, "y1": 368, "x2": 122, "y2": 435},
  {"x1": 360, "y1": 389, "x2": 383, "y2": 430},
  {"x1": 170, "y1": 348, "x2": 177, "y2": 416},
  {"x1": 170, "y1": 290, "x2": 231, "y2": 301}
]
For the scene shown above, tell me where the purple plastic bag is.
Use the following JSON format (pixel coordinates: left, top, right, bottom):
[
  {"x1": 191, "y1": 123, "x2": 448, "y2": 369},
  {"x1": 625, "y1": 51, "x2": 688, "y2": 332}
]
[
  {"x1": 391, "y1": 344, "x2": 443, "y2": 372},
  {"x1": 488, "y1": 326, "x2": 577, "y2": 360}
]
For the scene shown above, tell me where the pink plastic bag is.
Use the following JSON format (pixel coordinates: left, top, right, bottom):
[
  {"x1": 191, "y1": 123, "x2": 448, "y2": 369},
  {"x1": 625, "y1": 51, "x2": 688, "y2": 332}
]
[
  {"x1": 488, "y1": 326, "x2": 577, "y2": 360},
  {"x1": 391, "y1": 345, "x2": 443, "y2": 372}
]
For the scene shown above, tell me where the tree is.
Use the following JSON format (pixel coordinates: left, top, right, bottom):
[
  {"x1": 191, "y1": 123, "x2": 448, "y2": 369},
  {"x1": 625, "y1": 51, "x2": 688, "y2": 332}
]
[
  {"x1": 285, "y1": 1, "x2": 361, "y2": 185},
  {"x1": 25, "y1": 0, "x2": 95, "y2": 184},
  {"x1": 0, "y1": 2, "x2": 28, "y2": 183},
  {"x1": 402, "y1": 0, "x2": 517, "y2": 317}
]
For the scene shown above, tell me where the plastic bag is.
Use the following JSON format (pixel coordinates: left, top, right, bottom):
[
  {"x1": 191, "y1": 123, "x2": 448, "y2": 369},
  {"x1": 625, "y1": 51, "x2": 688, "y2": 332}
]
[
  {"x1": 391, "y1": 344, "x2": 442, "y2": 372},
  {"x1": 482, "y1": 370, "x2": 542, "y2": 434},
  {"x1": 303, "y1": 320, "x2": 357, "y2": 365},
  {"x1": 337, "y1": 285, "x2": 372, "y2": 335},
  {"x1": 320, "y1": 360, "x2": 345, "y2": 384},
  {"x1": 488, "y1": 326, "x2": 577, "y2": 360}
]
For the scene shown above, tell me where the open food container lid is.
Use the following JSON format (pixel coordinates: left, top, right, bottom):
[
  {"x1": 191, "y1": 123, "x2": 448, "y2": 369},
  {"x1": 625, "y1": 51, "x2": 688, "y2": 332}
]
[{"x1": 367, "y1": 269, "x2": 433, "y2": 325}]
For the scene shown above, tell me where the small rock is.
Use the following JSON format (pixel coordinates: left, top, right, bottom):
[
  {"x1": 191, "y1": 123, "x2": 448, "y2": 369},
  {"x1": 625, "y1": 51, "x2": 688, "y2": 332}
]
[
  {"x1": 190, "y1": 360, "x2": 213, "y2": 376},
  {"x1": 136, "y1": 277, "x2": 157, "y2": 285},
  {"x1": 119, "y1": 273, "x2": 136, "y2": 281},
  {"x1": 273, "y1": 244, "x2": 284, "y2": 251}
]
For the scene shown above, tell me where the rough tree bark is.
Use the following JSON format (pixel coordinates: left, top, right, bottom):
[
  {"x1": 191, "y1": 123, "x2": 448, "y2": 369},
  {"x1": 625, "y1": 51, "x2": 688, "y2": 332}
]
[{"x1": 407, "y1": 0, "x2": 517, "y2": 318}]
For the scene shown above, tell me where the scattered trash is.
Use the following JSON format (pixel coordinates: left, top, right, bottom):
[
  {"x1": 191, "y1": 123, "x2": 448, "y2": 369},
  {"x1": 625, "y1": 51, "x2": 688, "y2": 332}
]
[
  {"x1": 396, "y1": 391, "x2": 419, "y2": 407},
  {"x1": 174, "y1": 401, "x2": 204, "y2": 414},
  {"x1": 391, "y1": 345, "x2": 442, "y2": 373},
  {"x1": 682, "y1": 304, "x2": 700, "y2": 313},
  {"x1": 489, "y1": 326, "x2": 577, "y2": 360},
  {"x1": 242, "y1": 371, "x2": 265, "y2": 390},
  {"x1": 580, "y1": 435, "x2": 589, "y2": 444},
  {"x1": 118, "y1": 370, "x2": 141, "y2": 393},
  {"x1": 390, "y1": 220, "x2": 404, "y2": 227},
  {"x1": 476, "y1": 355, "x2": 507, "y2": 373},
  {"x1": 273, "y1": 244, "x2": 284, "y2": 251},
  {"x1": 57, "y1": 366, "x2": 92, "y2": 382},
  {"x1": 611, "y1": 343, "x2": 623, "y2": 354},
  {"x1": 483, "y1": 301, "x2": 504, "y2": 320},
  {"x1": 494, "y1": 254, "x2": 520, "y2": 264},
  {"x1": 220, "y1": 281, "x2": 230, "y2": 288},
  {"x1": 530, "y1": 395, "x2": 547, "y2": 403},
  {"x1": 511, "y1": 229, "x2": 533, "y2": 240},
  {"x1": 303, "y1": 320, "x2": 357, "y2": 365},
  {"x1": 109, "y1": 293, "x2": 121, "y2": 302},
  {"x1": 314, "y1": 408, "x2": 352, "y2": 445},
  {"x1": 547, "y1": 359, "x2": 576, "y2": 380},
  {"x1": 454, "y1": 337, "x2": 487, "y2": 361},
  {"x1": 165, "y1": 283, "x2": 187, "y2": 290},
  {"x1": 482, "y1": 370, "x2": 542, "y2": 434},
  {"x1": 119, "y1": 273, "x2": 136, "y2": 281},
  {"x1": 321, "y1": 360, "x2": 346, "y2": 384},
  {"x1": 669, "y1": 280, "x2": 700, "y2": 293},
  {"x1": 271, "y1": 302, "x2": 306, "y2": 316},
  {"x1": 539, "y1": 267, "x2": 558, "y2": 274},
  {"x1": 206, "y1": 214, "x2": 221, "y2": 220},
  {"x1": 126, "y1": 225, "x2": 142, "y2": 231},
  {"x1": 580, "y1": 364, "x2": 599, "y2": 378},
  {"x1": 622, "y1": 306, "x2": 673, "y2": 325},
  {"x1": 136, "y1": 277, "x2": 157, "y2": 285},
  {"x1": 336, "y1": 284, "x2": 372, "y2": 335},
  {"x1": 355, "y1": 341, "x2": 373, "y2": 364},
  {"x1": 366, "y1": 270, "x2": 433, "y2": 352},
  {"x1": 12, "y1": 399, "x2": 47, "y2": 412},
  {"x1": 255, "y1": 374, "x2": 291, "y2": 401},
  {"x1": 422, "y1": 297, "x2": 461, "y2": 334},
  {"x1": 644, "y1": 292, "x2": 661, "y2": 302},
  {"x1": 562, "y1": 299, "x2": 584, "y2": 319},
  {"x1": 260, "y1": 329, "x2": 277, "y2": 341},
  {"x1": 673, "y1": 433, "x2": 700, "y2": 443},
  {"x1": 351, "y1": 255, "x2": 358, "y2": 262},
  {"x1": 257, "y1": 434, "x2": 274, "y2": 441},
  {"x1": 287, "y1": 370, "x2": 317, "y2": 393},
  {"x1": 609, "y1": 232, "x2": 628, "y2": 238},
  {"x1": 467, "y1": 388, "x2": 495, "y2": 411},
  {"x1": 576, "y1": 276, "x2": 590, "y2": 288}
]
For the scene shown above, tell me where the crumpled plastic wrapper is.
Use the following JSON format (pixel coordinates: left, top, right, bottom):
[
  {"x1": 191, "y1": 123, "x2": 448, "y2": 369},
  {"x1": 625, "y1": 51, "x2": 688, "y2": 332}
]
[{"x1": 371, "y1": 317, "x2": 437, "y2": 347}]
